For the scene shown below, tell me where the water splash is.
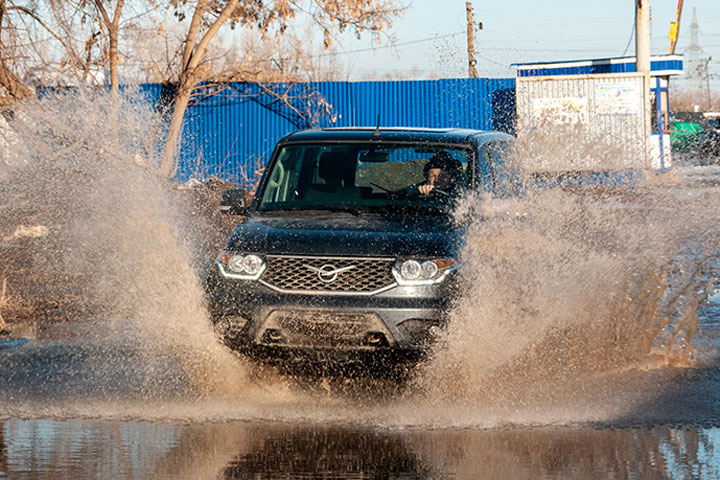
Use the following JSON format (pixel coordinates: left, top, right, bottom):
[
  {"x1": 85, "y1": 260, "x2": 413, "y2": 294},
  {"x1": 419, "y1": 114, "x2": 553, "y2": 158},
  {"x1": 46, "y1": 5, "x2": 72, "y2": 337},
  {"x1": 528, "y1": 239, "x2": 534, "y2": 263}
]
[
  {"x1": 0, "y1": 90, "x2": 253, "y2": 398},
  {"x1": 2, "y1": 91, "x2": 720, "y2": 428},
  {"x1": 418, "y1": 176, "x2": 720, "y2": 406}
]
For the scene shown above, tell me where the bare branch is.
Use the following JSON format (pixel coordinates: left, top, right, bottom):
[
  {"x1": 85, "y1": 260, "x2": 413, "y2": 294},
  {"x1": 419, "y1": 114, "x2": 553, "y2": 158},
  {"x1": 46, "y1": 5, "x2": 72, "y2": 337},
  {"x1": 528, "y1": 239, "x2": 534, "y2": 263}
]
[
  {"x1": 92, "y1": 0, "x2": 111, "y2": 27},
  {"x1": 6, "y1": 4, "x2": 85, "y2": 67}
]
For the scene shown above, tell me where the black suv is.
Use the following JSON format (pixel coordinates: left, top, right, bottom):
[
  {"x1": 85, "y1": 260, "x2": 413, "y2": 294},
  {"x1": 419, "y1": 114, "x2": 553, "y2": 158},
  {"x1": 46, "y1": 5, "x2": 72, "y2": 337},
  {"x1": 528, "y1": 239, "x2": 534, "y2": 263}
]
[{"x1": 205, "y1": 127, "x2": 516, "y2": 365}]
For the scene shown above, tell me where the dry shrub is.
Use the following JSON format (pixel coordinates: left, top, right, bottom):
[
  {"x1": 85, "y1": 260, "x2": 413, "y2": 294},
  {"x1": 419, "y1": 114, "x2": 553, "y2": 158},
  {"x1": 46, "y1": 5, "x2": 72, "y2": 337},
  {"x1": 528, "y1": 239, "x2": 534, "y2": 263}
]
[
  {"x1": 670, "y1": 85, "x2": 720, "y2": 112},
  {"x1": 0, "y1": 277, "x2": 19, "y2": 331},
  {"x1": 0, "y1": 276, "x2": 35, "y2": 333}
]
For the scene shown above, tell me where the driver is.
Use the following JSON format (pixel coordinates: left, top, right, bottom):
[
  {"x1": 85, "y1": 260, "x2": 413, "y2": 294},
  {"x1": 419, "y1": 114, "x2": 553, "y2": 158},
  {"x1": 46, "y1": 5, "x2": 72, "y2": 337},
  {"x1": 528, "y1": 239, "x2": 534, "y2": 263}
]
[{"x1": 416, "y1": 152, "x2": 464, "y2": 196}]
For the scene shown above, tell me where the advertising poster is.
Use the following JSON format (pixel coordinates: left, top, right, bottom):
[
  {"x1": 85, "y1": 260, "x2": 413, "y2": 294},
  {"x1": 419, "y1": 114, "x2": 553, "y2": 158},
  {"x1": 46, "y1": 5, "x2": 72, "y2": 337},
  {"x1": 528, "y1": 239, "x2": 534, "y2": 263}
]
[
  {"x1": 595, "y1": 81, "x2": 641, "y2": 115},
  {"x1": 532, "y1": 97, "x2": 589, "y2": 126}
]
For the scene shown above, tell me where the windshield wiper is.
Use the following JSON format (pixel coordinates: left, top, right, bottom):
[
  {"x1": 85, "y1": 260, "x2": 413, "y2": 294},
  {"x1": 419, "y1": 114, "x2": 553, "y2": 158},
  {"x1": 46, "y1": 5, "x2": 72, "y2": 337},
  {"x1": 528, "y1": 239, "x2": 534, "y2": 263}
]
[
  {"x1": 311, "y1": 206, "x2": 363, "y2": 216},
  {"x1": 259, "y1": 205, "x2": 363, "y2": 216},
  {"x1": 369, "y1": 203, "x2": 449, "y2": 216}
]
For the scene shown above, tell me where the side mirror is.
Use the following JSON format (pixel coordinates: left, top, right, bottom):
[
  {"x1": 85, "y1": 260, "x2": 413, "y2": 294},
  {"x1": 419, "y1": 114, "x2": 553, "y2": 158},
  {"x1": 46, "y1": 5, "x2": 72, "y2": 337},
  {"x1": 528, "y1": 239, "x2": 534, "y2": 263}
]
[{"x1": 219, "y1": 189, "x2": 248, "y2": 215}]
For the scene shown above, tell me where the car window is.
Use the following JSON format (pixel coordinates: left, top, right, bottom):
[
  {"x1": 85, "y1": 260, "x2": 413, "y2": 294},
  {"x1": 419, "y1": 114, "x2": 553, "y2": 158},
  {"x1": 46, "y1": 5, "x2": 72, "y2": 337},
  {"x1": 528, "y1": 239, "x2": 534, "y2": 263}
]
[
  {"x1": 258, "y1": 143, "x2": 472, "y2": 214},
  {"x1": 482, "y1": 140, "x2": 522, "y2": 197}
]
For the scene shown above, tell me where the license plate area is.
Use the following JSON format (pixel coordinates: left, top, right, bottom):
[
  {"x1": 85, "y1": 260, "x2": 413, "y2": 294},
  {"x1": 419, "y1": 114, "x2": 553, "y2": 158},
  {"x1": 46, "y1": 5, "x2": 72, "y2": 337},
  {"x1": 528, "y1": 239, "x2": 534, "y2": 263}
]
[{"x1": 258, "y1": 310, "x2": 394, "y2": 348}]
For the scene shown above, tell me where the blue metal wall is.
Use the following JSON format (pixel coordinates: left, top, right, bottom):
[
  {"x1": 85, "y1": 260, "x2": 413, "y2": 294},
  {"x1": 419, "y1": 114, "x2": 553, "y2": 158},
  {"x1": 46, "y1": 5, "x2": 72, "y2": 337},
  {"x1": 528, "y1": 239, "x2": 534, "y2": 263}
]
[
  {"x1": 515, "y1": 57, "x2": 683, "y2": 77},
  {"x1": 141, "y1": 77, "x2": 516, "y2": 184}
]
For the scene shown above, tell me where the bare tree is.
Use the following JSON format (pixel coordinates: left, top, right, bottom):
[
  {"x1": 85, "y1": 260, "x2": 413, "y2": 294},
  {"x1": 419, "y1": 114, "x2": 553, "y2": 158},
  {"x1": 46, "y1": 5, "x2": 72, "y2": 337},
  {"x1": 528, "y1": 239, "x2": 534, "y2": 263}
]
[
  {"x1": 1, "y1": 0, "x2": 156, "y2": 99},
  {"x1": 92, "y1": 0, "x2": 126, "y2": 93},
  {"x1": 159, "y1": 0, "x2": 406, "y2": 177},
  {"x1": 231, "y1": 27, "x2": 346, "y2": 82},
  {"x1": 0, "y1": 58, "x2": 33, "y2": 105},
  {"x1": 1, "y1": 0, "x2": 46, "y2": 102},
  {"x1": 0, "y1": 29, "x2": 34, "y2": 104},
  {"x1": 0, "y1": 0, "x2": 104, "y2": 101},
  {"x1": 124, "y1": 16, "x2": 186, "y2": 83}
]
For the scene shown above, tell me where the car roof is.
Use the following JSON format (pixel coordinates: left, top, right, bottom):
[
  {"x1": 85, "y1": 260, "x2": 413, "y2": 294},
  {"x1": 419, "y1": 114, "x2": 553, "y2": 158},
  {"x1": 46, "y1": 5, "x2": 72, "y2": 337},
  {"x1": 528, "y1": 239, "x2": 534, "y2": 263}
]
[{"x1": 277, "y1": 127, "x2": 512, "y2": 146}]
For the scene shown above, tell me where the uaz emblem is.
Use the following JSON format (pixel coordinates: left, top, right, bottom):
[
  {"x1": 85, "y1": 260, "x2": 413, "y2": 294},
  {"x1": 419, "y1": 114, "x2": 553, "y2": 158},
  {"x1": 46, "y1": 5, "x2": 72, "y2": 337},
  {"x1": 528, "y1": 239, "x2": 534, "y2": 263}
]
[{"x1": 303, "y1": 263, "x2": 355, "y2": 283}]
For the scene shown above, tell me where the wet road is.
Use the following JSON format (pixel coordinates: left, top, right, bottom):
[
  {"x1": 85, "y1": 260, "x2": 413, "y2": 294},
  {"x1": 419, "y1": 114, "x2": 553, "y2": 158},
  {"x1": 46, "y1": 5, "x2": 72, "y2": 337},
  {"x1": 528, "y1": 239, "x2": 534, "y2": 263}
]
[
  {"x1": 1, "y1": 294, "x2": 720, "y2": 479},
  {"x1": 2, "y1": 419, "x2": 720, "y2": 479},
  {"x1": 3, "y1": 166, "x2": 720, "y2": 479}
]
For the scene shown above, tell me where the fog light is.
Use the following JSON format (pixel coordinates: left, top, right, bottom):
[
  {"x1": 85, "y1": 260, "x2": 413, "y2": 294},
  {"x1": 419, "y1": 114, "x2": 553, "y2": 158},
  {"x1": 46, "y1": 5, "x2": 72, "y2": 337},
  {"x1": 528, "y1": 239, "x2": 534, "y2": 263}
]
[
  {"x1": 400, "y1": 319, "x2": 442, "y2": 346},
  {"x1": 365, "y1": 332, "x2": 389, "y2": 347},
  {"x1": 213, "y1": 316, "x2": 247, "y2": 336},
  {"x1": 262, "y1": 328, "x2": 285, "y2": 344}
]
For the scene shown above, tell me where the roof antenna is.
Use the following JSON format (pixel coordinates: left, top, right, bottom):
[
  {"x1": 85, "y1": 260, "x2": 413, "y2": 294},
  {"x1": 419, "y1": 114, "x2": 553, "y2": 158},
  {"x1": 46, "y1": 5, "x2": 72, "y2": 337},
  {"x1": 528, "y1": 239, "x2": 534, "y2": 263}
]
[{"x1": 373, "y1": 113, "x2": 381, "y2": 137}]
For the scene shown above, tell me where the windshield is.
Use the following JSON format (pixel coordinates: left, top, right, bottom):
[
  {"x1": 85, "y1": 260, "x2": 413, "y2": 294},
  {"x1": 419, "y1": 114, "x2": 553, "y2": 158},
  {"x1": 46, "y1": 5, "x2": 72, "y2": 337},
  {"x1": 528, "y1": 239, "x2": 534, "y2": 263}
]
[{"x1": 256, "y1": 143, "x2": 472, "y2": 215}]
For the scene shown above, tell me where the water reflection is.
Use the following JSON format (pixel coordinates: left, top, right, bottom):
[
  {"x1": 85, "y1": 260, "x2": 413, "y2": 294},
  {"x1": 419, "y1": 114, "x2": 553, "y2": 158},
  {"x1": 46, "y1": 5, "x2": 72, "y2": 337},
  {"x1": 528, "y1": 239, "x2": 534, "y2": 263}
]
[
  {"x1": 2, "y1": 419, "x2": 719, "y2": 479},
  {"x1": 0, "y1": 426, "x2": 7, "y2": 475},
  {"x1": 221, "y1": 427, "x2": 429, "y2": 479}
]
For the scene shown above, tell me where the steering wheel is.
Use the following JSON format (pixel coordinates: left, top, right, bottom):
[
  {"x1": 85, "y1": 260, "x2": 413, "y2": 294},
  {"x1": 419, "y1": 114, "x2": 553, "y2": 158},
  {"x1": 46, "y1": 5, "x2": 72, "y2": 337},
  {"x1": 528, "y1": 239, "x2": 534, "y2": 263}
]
[
  {"x1": 430, "y1": 187, "x2": 451, "y2": 197},
  {"x1": 370, "y1": 182, "x2": 392, "y2": 193}
]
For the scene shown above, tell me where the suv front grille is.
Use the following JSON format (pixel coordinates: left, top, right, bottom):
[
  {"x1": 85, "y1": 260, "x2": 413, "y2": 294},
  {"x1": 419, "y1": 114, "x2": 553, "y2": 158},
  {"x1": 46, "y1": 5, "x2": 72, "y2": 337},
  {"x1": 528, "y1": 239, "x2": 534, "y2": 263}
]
[{"x1": 259, "y1": 256, "x2": 396, "y2": 295}]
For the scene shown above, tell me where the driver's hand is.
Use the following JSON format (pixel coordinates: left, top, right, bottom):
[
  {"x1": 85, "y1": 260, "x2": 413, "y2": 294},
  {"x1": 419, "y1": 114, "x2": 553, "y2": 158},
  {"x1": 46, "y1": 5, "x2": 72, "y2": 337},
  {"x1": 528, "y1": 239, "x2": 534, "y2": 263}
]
[{"x1": 418, "y1": 184, "x2": 434, "y2": 195}]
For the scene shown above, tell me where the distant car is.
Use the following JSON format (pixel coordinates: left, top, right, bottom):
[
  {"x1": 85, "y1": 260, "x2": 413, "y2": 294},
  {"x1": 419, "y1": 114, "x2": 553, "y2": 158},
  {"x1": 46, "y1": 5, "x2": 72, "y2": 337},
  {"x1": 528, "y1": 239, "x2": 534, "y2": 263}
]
[
  {"x1": 669, "y1": 112, "x2": 707, "y2": 152},
  {"x1": 703, "y1": 112, "x2": 720, "y2": 130},
  {"x1": 698, "y1": 112, "x2": 720, "y2": 158},
  {"x1": 669, "y1": 111, "x2": 720, "y2": 160},
  {"x1": 204, "y1": 127, "x2": 518, "y2": 369}
]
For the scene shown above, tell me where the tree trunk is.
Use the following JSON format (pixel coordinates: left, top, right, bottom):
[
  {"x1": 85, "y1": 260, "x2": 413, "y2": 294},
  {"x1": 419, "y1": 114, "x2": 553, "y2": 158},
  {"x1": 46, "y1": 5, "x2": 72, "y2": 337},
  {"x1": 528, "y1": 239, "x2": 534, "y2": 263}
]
[
  {"x1": 93, "y1": 0, "x2": 124, "y2": 94},
  {"x1": 159, "y1": 77, "x2": 192, "y2": 177},
  {"x1": 158, "y1": 0, "x2": 239, "y2": 177},
  {"x1": 108, "y1": 27, "x2": 119, "y2": 94},
  {"x1": 0, "y1": 57, "x2": 33, "y2": 106}
]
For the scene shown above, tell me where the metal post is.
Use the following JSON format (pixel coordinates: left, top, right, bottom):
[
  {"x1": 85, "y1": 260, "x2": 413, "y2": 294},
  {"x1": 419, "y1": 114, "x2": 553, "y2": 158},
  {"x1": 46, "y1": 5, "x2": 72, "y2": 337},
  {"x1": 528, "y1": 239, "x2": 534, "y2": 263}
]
[
  {"x1": 654, "y1": 77, "x2": 667, "y2": 169},
  {"x1": 705, "y1": 57, "x2": 713, "y2": 109},
  {"x1": 669, "y1": 0, "x2": 684, "y2": 54}
]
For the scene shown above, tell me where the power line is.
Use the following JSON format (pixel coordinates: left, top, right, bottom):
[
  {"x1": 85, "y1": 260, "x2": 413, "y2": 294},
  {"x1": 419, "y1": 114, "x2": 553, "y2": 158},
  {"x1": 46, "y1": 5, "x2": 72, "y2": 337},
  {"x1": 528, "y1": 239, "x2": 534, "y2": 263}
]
[
  {"x1": 475, "y1": 53, "x2": 510, "y2": 68},
  {"x1": 621, "y1": 22, "x2": 635, "y2": 56},
  {"x1": 311, "y1": 31, "x2": 466, "y2": 59}
]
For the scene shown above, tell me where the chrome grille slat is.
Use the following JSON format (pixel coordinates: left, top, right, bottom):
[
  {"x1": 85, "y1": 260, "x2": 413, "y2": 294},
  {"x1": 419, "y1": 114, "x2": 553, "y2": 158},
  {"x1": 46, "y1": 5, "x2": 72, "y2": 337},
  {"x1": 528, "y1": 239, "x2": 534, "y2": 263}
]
[{"x1": 261, "y1": 256, "x2": 395, "y2": 294}]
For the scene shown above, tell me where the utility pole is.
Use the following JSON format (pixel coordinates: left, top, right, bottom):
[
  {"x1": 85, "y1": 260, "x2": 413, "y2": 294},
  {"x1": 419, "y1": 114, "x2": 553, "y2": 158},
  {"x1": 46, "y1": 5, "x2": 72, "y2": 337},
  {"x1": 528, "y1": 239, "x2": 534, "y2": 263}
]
[
  {"x1": 636, "y1": 0, "x2": 651, "y2": 74},
  {"x1": 466, "y1": 2, "x2": 479, "y2": 78},
  {"x1": 702, "y1": 57, "x2": 712, "y2": 109},
  {"x1": 636, "y1": 0, "x2": 651, "y2": 165},
  {"x1": 668, "y1": 0, "x2": 684, "y2": 54}
]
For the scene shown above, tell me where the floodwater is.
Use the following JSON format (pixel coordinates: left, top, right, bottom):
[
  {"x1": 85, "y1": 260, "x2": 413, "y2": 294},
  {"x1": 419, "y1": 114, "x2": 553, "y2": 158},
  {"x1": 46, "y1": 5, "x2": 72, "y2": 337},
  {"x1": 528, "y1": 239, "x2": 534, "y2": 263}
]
[
  {"x1": 1, "y1": 289, "x2": 720, "y2": 479},
  {"x1": 2, "y1": 93, "x2": 720, "y2": 478}
]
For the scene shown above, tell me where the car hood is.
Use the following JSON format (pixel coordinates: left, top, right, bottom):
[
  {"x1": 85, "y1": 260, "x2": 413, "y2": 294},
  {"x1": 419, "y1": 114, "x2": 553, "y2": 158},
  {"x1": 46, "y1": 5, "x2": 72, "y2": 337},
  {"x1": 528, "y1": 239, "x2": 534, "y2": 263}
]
[{"x1": 226, "y1": 213, "x2": 464, "y2": 258}]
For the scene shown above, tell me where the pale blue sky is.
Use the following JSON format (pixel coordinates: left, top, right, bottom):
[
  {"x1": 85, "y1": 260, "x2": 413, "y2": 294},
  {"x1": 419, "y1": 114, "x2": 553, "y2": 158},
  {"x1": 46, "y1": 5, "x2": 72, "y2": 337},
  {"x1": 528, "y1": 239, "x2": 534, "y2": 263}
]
[{"x1": 330, "y1": 0, "x2": 719, "y2": 87}]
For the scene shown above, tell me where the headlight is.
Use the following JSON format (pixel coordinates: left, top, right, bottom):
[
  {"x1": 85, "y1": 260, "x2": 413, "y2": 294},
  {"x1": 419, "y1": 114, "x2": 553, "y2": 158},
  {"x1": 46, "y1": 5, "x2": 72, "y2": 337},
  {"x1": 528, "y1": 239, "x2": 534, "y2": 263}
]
[
  {"x1": 227, "y1": 255, "x2": 245, "y2": 273},
  {"x1": 217, "y1": 252, "x2": 266, "y2": 280},
  {"x1": 241, "y1": 254, "x2": 264, "y2": 275},
  {"x1": 400, "y1": 260, "x2": 422, "y2": 280},
  {"x1": 393, "y1": 258, "x2": 457, "y2": 285}
]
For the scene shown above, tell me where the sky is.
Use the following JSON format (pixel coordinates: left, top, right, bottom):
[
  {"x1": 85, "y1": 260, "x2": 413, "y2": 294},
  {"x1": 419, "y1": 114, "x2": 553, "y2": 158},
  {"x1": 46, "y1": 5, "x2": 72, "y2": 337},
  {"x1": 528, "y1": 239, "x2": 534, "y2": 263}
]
[{"x1": 321, "y1": 0, "x2": 720, "y2": 88}]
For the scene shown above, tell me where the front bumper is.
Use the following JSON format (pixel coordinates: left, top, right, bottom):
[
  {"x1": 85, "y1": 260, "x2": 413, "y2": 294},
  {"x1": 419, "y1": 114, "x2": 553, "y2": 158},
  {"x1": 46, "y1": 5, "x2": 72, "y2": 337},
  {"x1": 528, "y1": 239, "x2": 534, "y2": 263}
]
[{"x1": 205, "y1": 268, "x2": 456, "y2": 359}]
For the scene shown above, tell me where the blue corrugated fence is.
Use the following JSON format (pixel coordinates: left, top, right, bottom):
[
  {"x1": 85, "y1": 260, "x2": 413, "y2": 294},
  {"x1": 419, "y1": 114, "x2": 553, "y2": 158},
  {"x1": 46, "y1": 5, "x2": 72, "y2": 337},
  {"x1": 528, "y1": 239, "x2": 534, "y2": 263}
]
[{"x1": 141, "y1": 77, "x2": 516, "y2": 184}]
